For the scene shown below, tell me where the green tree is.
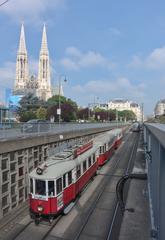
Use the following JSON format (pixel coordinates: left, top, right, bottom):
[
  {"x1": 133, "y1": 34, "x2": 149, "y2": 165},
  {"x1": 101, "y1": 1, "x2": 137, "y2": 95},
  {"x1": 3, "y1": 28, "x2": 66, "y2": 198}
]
[
  {"x1": 19, "y1": 110, "x2": 36, "y2": 122},
  {"x1": 118, "y1": 110, "x2": 136, "y2": 121},
  {"x1": 47, "y1": 95, "x2": 67, "y2": 106},
  {"x1": 36, "y1": 107, "x2": 47, "y2": 120}
]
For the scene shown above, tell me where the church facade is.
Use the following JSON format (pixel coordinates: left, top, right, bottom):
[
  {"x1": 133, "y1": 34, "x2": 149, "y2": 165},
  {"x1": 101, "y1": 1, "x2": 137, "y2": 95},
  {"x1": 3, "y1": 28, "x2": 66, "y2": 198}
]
[{"x1": 14, "y1": 24, "x2": 52, "y2": 101}]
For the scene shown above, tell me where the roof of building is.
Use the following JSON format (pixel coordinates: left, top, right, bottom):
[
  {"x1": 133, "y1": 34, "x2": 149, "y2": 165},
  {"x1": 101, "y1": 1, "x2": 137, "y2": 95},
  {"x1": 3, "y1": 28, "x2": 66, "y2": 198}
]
[
  {"x1": 109, "y1": 99, "x2": 129, "y2": 103},
  {"x1": 130, "y1": 102, "x2": 139, "y2": 107}
]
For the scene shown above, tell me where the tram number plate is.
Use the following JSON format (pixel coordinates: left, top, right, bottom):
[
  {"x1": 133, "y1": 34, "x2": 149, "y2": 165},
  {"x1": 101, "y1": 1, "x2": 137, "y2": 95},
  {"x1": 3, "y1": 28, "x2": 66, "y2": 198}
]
[
  {"x1": 57, "y1": 194, "x2": 63, "y2": 210},
  {"x1": 32, "y1": 194, "x2": 48, "y2": 201}
]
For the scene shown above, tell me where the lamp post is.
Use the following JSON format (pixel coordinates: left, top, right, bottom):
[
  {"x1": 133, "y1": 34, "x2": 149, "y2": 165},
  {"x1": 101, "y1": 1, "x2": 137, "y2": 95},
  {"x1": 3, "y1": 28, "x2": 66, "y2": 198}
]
[
  {"x1": 93, "y1": 96, "x2": 99, "y2": 120},
  {"x1": 57, "y1": 75, "x2": 67, "y2": 126},
  {"x1": 116, "y1": 109, "x2": 118, "y2": 128}
]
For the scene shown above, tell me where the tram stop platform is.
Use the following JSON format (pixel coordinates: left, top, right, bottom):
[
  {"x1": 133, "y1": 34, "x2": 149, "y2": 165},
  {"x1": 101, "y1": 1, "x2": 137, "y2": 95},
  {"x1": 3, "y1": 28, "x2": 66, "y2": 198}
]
[{"x1": 118, "y1": 132, "x2": 150, "y2": 240}]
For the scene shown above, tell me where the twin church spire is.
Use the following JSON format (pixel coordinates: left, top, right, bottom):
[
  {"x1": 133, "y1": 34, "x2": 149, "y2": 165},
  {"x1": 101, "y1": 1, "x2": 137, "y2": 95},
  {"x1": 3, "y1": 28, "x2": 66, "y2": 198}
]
[{"x1": 14, "y1": 23, "x2": 52, "y2": 101}]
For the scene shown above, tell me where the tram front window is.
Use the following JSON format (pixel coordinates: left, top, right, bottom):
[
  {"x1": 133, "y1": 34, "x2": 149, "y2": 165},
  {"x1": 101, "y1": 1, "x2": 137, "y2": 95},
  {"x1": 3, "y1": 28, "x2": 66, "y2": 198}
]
[
  {"x1": 48, "y1": 181, "x2": 55, "y2": 196},
  {"x1": 35, "y1": 179, "x2": 46, "y2": 195}
]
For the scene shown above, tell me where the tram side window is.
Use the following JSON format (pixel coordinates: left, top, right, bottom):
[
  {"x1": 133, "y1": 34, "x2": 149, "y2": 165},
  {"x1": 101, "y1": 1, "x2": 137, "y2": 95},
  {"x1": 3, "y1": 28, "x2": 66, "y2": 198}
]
[
  {"x1": 56, "y1": 178, "x2": 62, "y2": 195},
  {"x1": 30, "y1": 178, "x2": 33, "y2": 193},
  {"x1": 88, "y1": 156, "x2": 91, "y2": 168},
  {"x1": 83, "y1": 160, "x2": 87, "y2": 172},
  {"x1": 48, "y1": 181, "x2": 55, "y2": 196},
  {"x1": 99, "y1": 146, "x2": 102, "y2": 154},
  {"x1": 63, "y1": 173, "x2": 66, "y2": 188},
  {"x1": 35, "y1": 180, "x2": 46, "y2": 195},
  {"x1": 76, "y1": 165, "x2": 81, "y2": 179},
  {"x1": 68, "y1": 171, "x2": 72, "y2": 185},
  {"x1": 93, "y1": 153, "x2": 96, "y2": 163},
  {"x1": 104, "y1": 144, "x2": 106, "y2": 151}
]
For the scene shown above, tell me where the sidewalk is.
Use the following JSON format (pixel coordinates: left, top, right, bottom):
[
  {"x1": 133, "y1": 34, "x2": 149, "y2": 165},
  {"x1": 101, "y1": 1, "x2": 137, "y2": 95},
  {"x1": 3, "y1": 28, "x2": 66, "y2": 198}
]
[{"x1": 118, "y1": 132, "x2": 150, "y2": 240}]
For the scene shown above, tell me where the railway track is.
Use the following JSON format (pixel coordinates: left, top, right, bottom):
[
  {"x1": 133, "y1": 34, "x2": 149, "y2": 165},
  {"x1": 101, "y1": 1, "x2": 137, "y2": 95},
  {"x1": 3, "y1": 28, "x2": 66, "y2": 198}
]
[
  {"x1": 2, "y1": 130, "x2": 139, "y2": 240},
  {"x1": 70, "y1": 131, "x2": 140, "y2": 240},
  {"x1": 10, "y1": 215, "x2": 62, "y2": 240}
]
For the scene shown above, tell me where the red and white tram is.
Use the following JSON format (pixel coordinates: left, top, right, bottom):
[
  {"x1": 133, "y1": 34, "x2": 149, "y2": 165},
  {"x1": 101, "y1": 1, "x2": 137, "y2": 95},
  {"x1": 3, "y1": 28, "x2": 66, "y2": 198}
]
[
  {"x1": 29, "y1": 143, "x2": 98, "y2": 223},
  {"x1": 94, "y1": 131, "x2": 116, "y2": 166},
  {"x1": 112, "y1": 128, "x2": 123, "y2": 149},
  {"x1": 29, "y1": 128, "x2": 123, "y2": 223}
]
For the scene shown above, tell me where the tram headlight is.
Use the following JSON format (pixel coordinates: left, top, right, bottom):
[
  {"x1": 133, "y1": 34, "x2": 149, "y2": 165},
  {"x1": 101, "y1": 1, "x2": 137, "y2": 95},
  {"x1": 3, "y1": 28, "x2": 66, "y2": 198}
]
[{"x1": 37, "y1": 205, "x2": 44, "y2": 212}]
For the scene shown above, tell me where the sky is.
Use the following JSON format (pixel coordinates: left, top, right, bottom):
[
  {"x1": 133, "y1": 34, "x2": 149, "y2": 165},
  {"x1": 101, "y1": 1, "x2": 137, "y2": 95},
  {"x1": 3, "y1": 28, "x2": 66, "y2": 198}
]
[{"x1": 0, "y1": 0, "x2": 165, "y2": 115}]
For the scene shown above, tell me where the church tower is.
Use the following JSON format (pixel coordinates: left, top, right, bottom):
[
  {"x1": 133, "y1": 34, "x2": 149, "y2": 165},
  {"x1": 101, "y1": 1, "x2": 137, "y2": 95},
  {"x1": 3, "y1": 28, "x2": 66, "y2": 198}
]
[
  {"x1": 14, "y1": 23, "x2": 29, "y2": 94},
  {"x1": 37, "y1": 24, "x2": 52, "y2": 101}
]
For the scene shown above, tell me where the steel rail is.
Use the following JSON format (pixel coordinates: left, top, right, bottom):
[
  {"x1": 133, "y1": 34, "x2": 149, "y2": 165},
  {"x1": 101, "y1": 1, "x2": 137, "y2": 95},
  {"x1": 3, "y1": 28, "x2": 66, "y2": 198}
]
[
  {"x1": 11, "y1": 215, "x2": 62, "y2": 240},
  {"x1": 0, "y1": 203, "x2": 29, "y2": 231},
  {"x1": 72, "y1": 132, "x2": 138, "y2": 240},
  {"x1": 106, "y1": 132, "x2": 140, "y2": 240},
  {"x1": 11, "y1": 220, "x2": 33, "y2": 240}
]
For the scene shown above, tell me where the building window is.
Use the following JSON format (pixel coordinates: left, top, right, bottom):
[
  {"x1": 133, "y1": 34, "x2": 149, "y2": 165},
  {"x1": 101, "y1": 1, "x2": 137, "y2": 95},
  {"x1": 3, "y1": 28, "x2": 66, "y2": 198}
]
[
  {"x1": 1, "y1": 159, "x2": 7, "y2": 170},
  {"x1": 3, "y1": 207, "x2": 9, "y2": 216},
  {"x1": 56, "y1": 178, "x2": 62, "y2": 195},
  {"x1": 10, "y1": 162, "x2": 16, "y2": 172},
  {"x1": 2, "y1": 196, "x2": 8, "y2": 207},
  {"x1": 2, "y1": 171, "x2": 8, "y2": 182},
  {"x1": 2, "y1": 183, "x2": 8, "y2": 194},
  {"x1": 18, "y1": 156, "x2": 23, "y2": 165},
  {"x1": 19, "y1": 167, "x2": 24, "y2": 176},
  {"x1": 19, "y1": 188, "x2": 24, "y2": 199},
  {"x1": 12, "y1": 196, "x2": 17, "y2": 203},
  {"x1": 10, "y1": 152, "x2": 15, "y2": 161},
  {"x1": 11, "y1": 174, "x2": 16, "y2": 184},
  {"x1": 18, "y1": 179, "x2": 24, "y2": 187},
  {"x1": 11, "y1": 185, "x2": 16, "y2": 196}
]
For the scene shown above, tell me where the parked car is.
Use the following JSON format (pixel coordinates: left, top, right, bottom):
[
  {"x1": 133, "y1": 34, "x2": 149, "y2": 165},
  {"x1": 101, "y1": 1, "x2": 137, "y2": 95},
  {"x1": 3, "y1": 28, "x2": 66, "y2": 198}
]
[{"x1": 21, "y1": 119, "x2": 50, "y2": 133}]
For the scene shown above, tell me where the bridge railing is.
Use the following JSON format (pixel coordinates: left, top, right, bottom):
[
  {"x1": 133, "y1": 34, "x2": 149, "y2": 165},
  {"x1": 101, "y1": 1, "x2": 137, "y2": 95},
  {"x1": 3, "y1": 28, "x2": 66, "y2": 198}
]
[
  {"x1": 144, "y1": 123, "x2": 165, "y2": 240},
  {"x1": 0, "y1": 122, "x2": 128, "y2": 139}
]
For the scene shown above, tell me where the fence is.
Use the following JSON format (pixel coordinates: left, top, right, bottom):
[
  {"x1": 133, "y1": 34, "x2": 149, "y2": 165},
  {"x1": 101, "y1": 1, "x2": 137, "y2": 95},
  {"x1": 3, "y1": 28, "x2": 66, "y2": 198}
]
[{"x1": 144, "y1": 123, "x2": 165, "y2": 240}]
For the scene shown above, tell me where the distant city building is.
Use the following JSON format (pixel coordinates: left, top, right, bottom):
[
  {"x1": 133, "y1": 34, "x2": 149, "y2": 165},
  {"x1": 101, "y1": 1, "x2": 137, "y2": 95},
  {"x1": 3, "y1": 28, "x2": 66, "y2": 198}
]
[
  {"x1": 106, "y1": 99, "x2": 142, "y2": 121},
  {"x1": 13, "y1": 24, "x2": 58, "y2": 101},
  {"x1": 154, "y1": 99, "x2": 165, "y2": 116}
]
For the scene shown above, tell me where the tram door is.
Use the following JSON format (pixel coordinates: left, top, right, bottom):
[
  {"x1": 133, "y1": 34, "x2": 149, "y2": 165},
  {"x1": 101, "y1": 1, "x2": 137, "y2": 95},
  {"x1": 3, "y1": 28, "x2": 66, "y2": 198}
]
[{"x1": 56, "y1": 178, "x2": 64, "y2": 211}]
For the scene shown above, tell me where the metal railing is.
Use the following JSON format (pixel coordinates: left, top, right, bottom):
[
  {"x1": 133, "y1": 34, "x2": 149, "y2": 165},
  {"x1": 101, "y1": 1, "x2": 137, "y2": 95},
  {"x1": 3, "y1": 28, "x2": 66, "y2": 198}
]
[
  {"x1": 0, "y1": 122, "x2": 128, "y2": 140},
  {"x1": 144, "y1": 123, "x2": 165, "y2": 240}
]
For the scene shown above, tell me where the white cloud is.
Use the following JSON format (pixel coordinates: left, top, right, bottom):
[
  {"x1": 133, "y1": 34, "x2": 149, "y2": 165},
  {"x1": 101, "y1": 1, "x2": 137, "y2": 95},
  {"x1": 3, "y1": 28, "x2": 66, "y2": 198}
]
[
  {"x1": 0, "y1": 0, "x2": 66, "y2": 24},
  {"x1": 60, "y1": 58, "x2": 79, "y2": 71},
  {"x1": 60, "y1": 47, "x2": 115, "y2": 70},
  {"x1": 71, "y1": 77, "x2": 146, "y2": 100},
  {"x1": 129, "y1": 46, "x2": 165, "y2": 70},
  {"x1": 66, "y1": 47, "x2": 82, "y2": 58},
  {"x1": 146, "y1": 46, "x2": 165, "y2": 69}
]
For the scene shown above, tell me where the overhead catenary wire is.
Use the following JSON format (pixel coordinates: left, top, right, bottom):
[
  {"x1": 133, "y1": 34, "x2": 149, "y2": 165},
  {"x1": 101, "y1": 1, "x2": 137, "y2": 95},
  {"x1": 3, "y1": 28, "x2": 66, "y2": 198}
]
[{"x1": 0, "y1": 0, "x2": 10, "y2": 7}]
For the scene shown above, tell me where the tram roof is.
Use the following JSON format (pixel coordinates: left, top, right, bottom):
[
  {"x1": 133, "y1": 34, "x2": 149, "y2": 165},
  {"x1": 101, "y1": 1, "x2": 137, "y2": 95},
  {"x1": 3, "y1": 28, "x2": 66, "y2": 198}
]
[{"x1": 29, "y1": 144, "x2": 98, "y2": 180}]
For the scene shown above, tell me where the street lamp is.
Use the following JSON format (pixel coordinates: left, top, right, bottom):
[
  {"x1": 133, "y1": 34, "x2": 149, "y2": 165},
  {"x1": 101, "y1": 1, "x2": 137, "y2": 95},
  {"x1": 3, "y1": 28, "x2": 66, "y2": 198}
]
[
  {"x1": 57, "y1": 75, "x2": 67, "y2": 126},
  {"x1": 93, "y1": 96, "x2": 99, "y2": 120}
]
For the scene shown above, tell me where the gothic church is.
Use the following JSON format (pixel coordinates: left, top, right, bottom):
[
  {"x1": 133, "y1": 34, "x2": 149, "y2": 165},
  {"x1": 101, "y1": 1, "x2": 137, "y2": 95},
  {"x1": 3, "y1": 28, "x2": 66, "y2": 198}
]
[{"x1": 14, "y1": 24, "x2": 52, "y2": 101}]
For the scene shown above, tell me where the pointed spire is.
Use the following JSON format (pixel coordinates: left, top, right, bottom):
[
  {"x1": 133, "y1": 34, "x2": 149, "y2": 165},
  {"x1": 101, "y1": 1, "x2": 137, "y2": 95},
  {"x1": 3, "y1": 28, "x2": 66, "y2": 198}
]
[
  {"x1": 18, "y1": 23, "x2": 27, "y2": 54},
  {"x1": 40, "y1": 23, "x2": 49, "y2": 54}
]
